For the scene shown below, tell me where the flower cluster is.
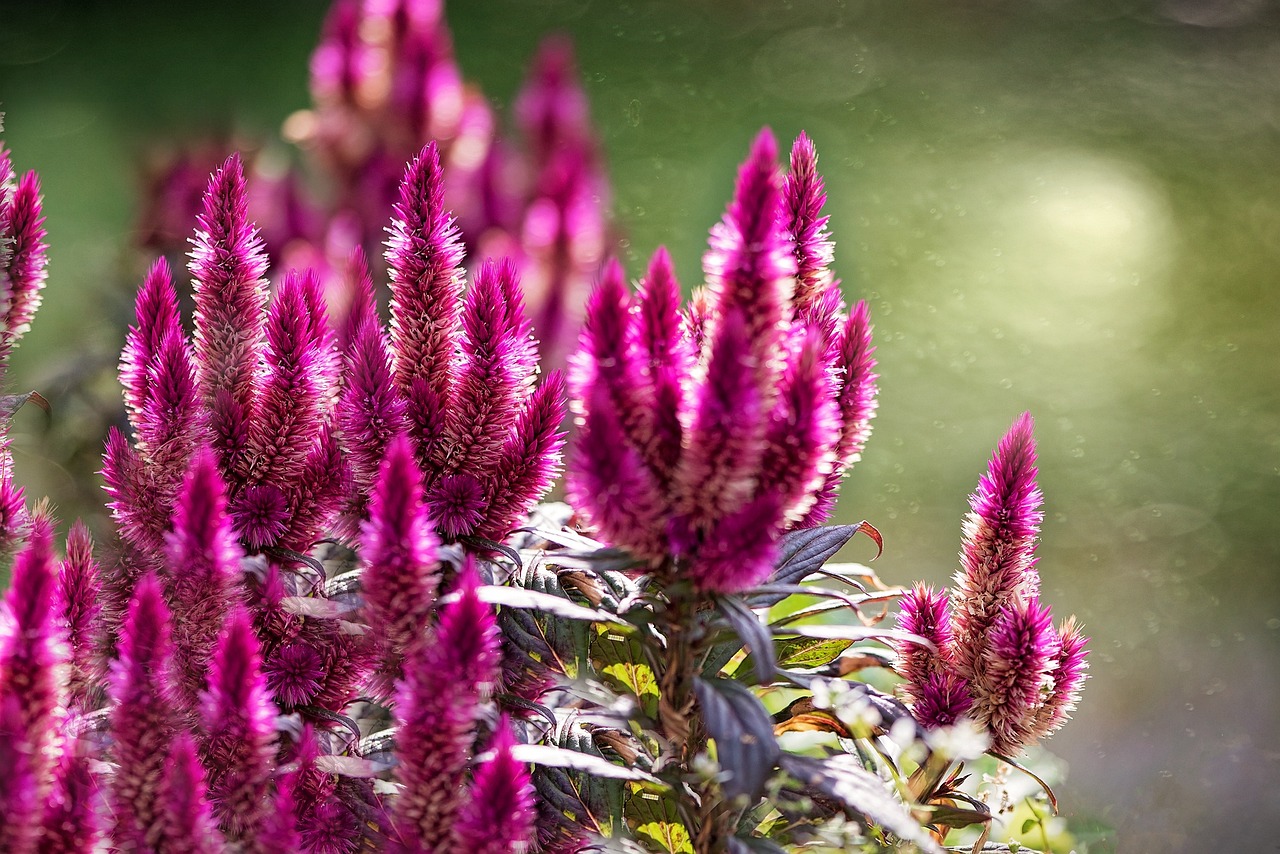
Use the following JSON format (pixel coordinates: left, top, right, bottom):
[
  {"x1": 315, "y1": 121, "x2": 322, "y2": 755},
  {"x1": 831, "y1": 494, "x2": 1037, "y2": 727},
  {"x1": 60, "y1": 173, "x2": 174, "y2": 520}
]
[
  {"x1": 567, "y1": 129, "x2": 877, "y2": 592},
  {"x1": 894, "y1": 413, "x2": 1089, "y2": 757}
]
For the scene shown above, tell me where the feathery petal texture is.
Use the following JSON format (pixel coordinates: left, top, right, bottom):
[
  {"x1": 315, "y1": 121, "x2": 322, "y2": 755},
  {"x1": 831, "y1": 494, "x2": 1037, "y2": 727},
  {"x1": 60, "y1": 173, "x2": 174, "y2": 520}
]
[{"x1": 455, "y1": 720, "x2": 536, "y2": 854}]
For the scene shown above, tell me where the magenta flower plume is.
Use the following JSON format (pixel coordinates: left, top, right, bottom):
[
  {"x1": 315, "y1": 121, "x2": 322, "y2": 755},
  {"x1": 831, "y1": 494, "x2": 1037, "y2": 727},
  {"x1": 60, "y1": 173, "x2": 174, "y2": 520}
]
[
  {"x1": 782, "y1": 131, "x2": 835, "y2": 311},
  {"x1": 263, "y1": 641, "x2": 326, "y2": 709},
  {"x1": 0, "y1": 458, "x2": 26, "y2": 555},
  {"x1": 158, "y1": 732, "x2": 224, "y2": 854},
  {"x1": 107, "y1": 574, "x2": 184, "y2": 851},
  {"x1": 975, "y1": 598, "x2": 1060, "y2": 757},
  {"x1": 892, "y1": 583, "x2": 954, "y2": 703},
  {"x1": 455, "y1": 719, "x2": 536, "y2": 854},
  {"x1": 950, "y1": 412, "x2": 1044, "y2": 681},
  {"x1": 386, "y1": 142, "x2": 465, "y2": 448},
  {"x1": 361, "y1": 433, "x2": 441, "y2": 670},
  {"x1": 246, "y1": 267, "x2": 336, "y2": 498},
  {"x1": 393, "y1": 556, "x2": 501, "y2": 851},
  {"x1": 911, "y1": 670, "x2": 975, "y2": 731},
  {"x1": 165, "y1": 447, "x2": 245, "y2": 710},
  {"x1": 200, "y1": 605, "x2": 278, "y2": 843},
  {"x1": 0, "y1": 520, "x2": 62, "y2": 851},
  {"x1": 0, "y1": 166, "x2": 48, "y2": 370},
  {"x1": 258, "y1": 761, "x2": 302, "y2": 853},
  {"x1": 57, "y1": 521, "x2": 104, "y2": 712},
  {"x1": 0, "y1": 695, "x2": 39, "y2": 854},
  {"x1": 1031, "y1": 616, "x2": 1090, "y2": 741},
  {"x1": 190, "y1": 154, "x2": 270, "y2": 477},
  {"x1": 39, "y1": 738, "x2": 102, "y2": 854},
  {"x1": 686, "y1": 493, "x2": 784, "y2": 593},
  {"x1": 278, "y1": 423, "x2": 349, "y2": 554}
]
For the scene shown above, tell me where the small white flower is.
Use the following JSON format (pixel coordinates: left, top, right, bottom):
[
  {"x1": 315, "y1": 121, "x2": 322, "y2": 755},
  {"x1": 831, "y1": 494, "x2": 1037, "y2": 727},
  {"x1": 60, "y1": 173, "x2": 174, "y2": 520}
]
[{"x1": 924, "y1": 717, "x2": 990, "y2": 762}]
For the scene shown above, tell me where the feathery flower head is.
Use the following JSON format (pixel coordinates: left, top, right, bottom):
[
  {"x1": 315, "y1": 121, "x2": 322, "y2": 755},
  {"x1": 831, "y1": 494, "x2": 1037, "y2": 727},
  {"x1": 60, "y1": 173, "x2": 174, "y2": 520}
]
[
  {"x1": 893, "y1": 582, "x2": 954, "y2": 703},
  {"x1": 39, "y1": 736, "x2": 103, "y2": 854},
  {"x1": 975, "y1": 597, "x2": 1060, "y2": 757},
  {"x1": 455, "y1": 718, "x2": 537, "y2": 854},
  {"x1": 911, "y1": 670, "x2": 975, "y2": 732},
  {"x1": 158, "y1": 732, "x2": 224, "y2": 854},
  {"x1": 0, "y1": 694, "x2": 39, "y2": 853},
  {"x1": 0, "y1": 163, "x2": 49, "y2": 372},
  {"x1": 263, "y1": 641, "x2": 326, "y2": 710},
  {"x1": 782, "y1": 131, "x2": 835, "y2": 311},
  {"x1": 1031, "y1": 615, "x2": 1090, "y2": 741},
  {"x1": 57, "y1": 520, "x2": 104, "y2": 712}
]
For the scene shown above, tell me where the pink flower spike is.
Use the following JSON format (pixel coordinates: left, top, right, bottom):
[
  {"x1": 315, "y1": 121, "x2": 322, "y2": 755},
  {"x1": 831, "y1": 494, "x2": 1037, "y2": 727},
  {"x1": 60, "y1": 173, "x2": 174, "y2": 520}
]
[
  {"x1": 783, "y1": 131, "x2": 835, "y2": 312},
  {"x1": 393, "y1": 555, "x2": 501, "y2": 851},
  {"x1": 0, "y1": 519, "x2": 61, "y2": 850},
  {"x1": 200, "y1": 605, "x2": 278, "y2": 843},
  {"x1": 361, "y1": 433, "x2": 441, "y2": 666},
  {"x1": 687, "y1": 493, "x2": 783, "y2": 594},
  {"x1": 455, "y1": 718, "x2": 536, "y2": 854},
  {"x1": 0, "y1": 169, "x2": 48, "y2": 369},
  {"x1": 911, "y1": 670, "x2": 974, "y2": 731},
  {"x1": 279, "y1": 421, "x2": 349, "y2": 553},
  {"x1": 57, "y1": 520, "x2": 104, "y2": 712},
  {"x1": 976, "y1": 598, "x2": 1060, "y2": 757},
  {"x1": 386, "y1": 142, "x2": 466, "y2": 417},
  {"x1": 137, "y1": 326, "x2": 203, "y2": 479},
  {"x1": 516, "y1": 35, "x2": 594, "y2": 166},
  {"x1": 190, "y1": 153, "x2": 270, "y2": 422},
  {"x1": 478, "y1": 370, "x2": 567, "y2": 544},
  {"x1": 263, "y1": 641, "x2": 326, "y2": 709},
  {"x1": 893, "y1": 583, "x2": 954, "y2": 704},
  {"x1": 107, "y1": 573, "x2": 183, "y2": 852},
  {"x1": 157, "y1": 732, "x2": 224, "y2": 854},
  {"x1": 120, "y1": 257, "x2": 182, "y2": 430},
  {"x1": 951, "y1": 412, "x2": 1044, "y2": 682},
  {"x1": 165, "y1": 447, "x2": 245, "y2": 710},
  {"x1": 1032, "y1": 616, "x2": 1090, "y2": 740},
  {"x1": 0, "y1": 695, "x2": 39, "y2": 853},
  {"x1": 39, "y1": 736, "x2": 103, "y2": 854}
]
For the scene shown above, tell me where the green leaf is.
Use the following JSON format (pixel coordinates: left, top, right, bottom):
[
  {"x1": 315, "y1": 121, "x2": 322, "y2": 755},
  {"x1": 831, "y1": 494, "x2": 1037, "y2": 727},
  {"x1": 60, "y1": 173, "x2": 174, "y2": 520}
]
[
  {"x1": 1021, "y1": 817, "x2": 1038, "y2": 835},
  {"x1": 592, "y1": 625, "x2": 661, "y2": 719},
  {"x1": 737, "y1": 637, "x2": 854, "y2": 685},
  {"x1": 626, "y1": 785, "x2": 694, "y2": 854},
  {"x1": 695, "y1": 677, "x2": 781, "y2": 801},
  {"x1": 780, "y1": 753, "x2": 945, "y2": 854}
]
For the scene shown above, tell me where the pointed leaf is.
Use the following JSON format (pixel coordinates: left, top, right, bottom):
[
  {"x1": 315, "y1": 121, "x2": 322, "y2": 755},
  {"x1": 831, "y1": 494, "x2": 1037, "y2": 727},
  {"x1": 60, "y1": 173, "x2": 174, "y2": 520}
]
[
  {"x1": 754, "y1": 523, "x2": 880, "y2": 607},
  {"x1": 779, "y1": 753, "x2": 945, "y2": 854},
  {"x1": 694, "y1": 677, "x2": 780, "y2": 802},
  {"x1": 463, "y1": 584, "x2": 625, "y2": 624},
  {"x1": 512, "y1": 744, "x2": 658, "y2": 783},
  {"x1": 626, "y1": 785, "x2": 694, "y2": 854},
  {"x1": 717, "y1": 595, "x2": 776, "y2": 684},
  {"x1": 737, "y1": 637, "x2": 854, "y2": 685},
  {"x1": 591, "y1": 625, "x2": 660, "y2": 719}
]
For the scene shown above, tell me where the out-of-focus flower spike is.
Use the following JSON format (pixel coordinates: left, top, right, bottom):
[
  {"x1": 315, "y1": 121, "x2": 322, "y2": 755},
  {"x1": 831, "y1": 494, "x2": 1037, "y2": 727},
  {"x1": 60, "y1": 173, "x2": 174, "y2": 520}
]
[
  {"x1": 892, "y1": 583, "x2": 954, "y2": 703},
  {"x1": 0, "y1": 519, "x2": 61, "y2": 850},
  {"x1": 361, "y1": 433, "x2": 441, "y2": 671},
  {"x1": 976, "y1": 598, "x2": 1060, "y2": 757},
  {"x1": 0, "y1": 460, "x2": 26, "y2": 556},
  {"x1": 630, "y1": 247, "x2": 693, "y2": 487},
  {"x1": 279, "y1": 421, "x2": 349, "y2": 552},
  {"x1": 120, "y1": 258, "x2": 182, "y2": 429},
  {"x1": 783, "y1": 131, "x2": 835, "y2": 313},
  {"x1": 455, "y1": 718, "x2": 536, "y2": 854},
  {"x1": 157, "y1": 732, "x2": 224, "y2": 854},
  {"x1": 247, "y1": 269, "x2": 334, "y2": 497},
  {"x1": 911, "y1": 670, "x2": 975, "y2": 731},
  {"x1": 0, "y1": 694, "x2": 39, "y2": 854},
  {"x1": 478, "y1": 370, "x2": 567, "y2": 543},
  {"x1": 516, "y1": 35, "x2": 594, "y2": 165},
  {"x1": 57, "y1": 521, "x2": 104, "y2": 712},
  {"x1": 108, "y1": 573, "x2": 183, "y2": 851},
  {"x1": 687, "y1": 492, "x2": 783, "y2": 593},
  {"x1": 0, "y1": 170, "x2": 48, "y2": 369},
  {"x1": 310, "y1": 0, "x2": 369, "y2": 107},
  {"x1": 336, "y1": 246, "x2": 376, "y2": 356},
  {"x1": 567, "y1": 378, "x2": 667, "y2": 559},
  {"x1": 165, "y1": 447, "x2": 245, "y2": 708},
  {"x1": 950, "y1": 412, "x2": 1044, "y2": 681},
  {"x1": 38, "y1": 736, "x2": 102, "y2": 854},
  {"x1": 393, "y1": 555, "x2": 501, "y2": 851},
  {"x1": 702, "y1": 127, "x2": 795, "y2": 372},
  {"x1": 1031, "y1": 616, "x2": 1090, "y2": 741},
  {"x1": 387, "y1": 142, "x2": 466, "y2": 423},
  {"x1": 190, "y1": 154, "x2": 270, "y2": 427},
  {"x1": 673, "y1": 306, "x2": 768, "y2": 529},
  {"x1": 444, "y1": 258, "x2": 529, "y2": 476},
  {"x1": 200, "y1": 605, "x2": 278, "y2": 844},
  {"x1": 258, "y1": 761, "x2": 302, "y2": 853},
  {"x1": 760, "y1": 325, "x2": 840, "y2": 526}
]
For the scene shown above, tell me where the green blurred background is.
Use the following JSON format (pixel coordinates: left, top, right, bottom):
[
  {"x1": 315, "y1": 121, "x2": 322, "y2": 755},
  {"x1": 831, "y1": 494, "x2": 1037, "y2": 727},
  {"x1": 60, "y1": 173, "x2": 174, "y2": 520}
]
[{"x1": 3, "y1": 0, "x2": 1279, "y2": 850}]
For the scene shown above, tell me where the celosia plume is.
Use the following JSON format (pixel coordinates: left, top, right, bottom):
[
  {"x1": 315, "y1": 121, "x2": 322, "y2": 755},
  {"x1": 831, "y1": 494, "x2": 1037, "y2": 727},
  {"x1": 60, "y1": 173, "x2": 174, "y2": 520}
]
[
  {"x1": 454, "y1": 719, "x2": 537, "y2": 854},
  {"x1": 158, "y1": 733, "x2": 224, "y2": 854},
  {"x1": 56, "y1": 521, "x2": 104, "y2": 712}
]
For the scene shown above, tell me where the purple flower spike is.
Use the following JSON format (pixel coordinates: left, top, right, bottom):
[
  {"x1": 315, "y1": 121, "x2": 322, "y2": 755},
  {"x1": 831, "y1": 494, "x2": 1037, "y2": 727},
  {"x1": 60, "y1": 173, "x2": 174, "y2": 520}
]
[
  {"x1": 911, "y1": 670, "x2": 974, "y2": 731},
  {"x1": 39, "y1": 737, "x2": 102, "y2": 854},
  {"x1": 249, "y1": 268, "x2": 335, "y2": 494},
  {"x1": 893, "y1": 583, "x2": 954, "y2": 706},
  {"x1": 158, "y1": 732, "x2": 224, "y2": 854},
  {"x1": 0, "y1": 695, "x2": 39, "y2": 854},
  {"x1": 108, "y1": 573, "x2": 183, "y2": 851},
  {"x1": 783, "y1": 131, "x2": 835, "y2": 313},
  {"x1": 263, "y1": 641, "x2": 326, "y2": 709},
  {"x1": 387, "y1": 142, "x2": 466, "y2": 428},
  {"x1": 478, "y1": 370, "x2": 567, "y2": 543},
  {"x1": 1031, "y1": 616, "x2": 1090, "y2": 741},
  {"x1": 361, "y1": 433, "x2": 441, "y2": 670},
  {"x1": 951, "y1": 412, "x2": 1044, "y2": 682},
  {"x1": 165, "y1": 447, "x2": 245, "y2": 711},
  {"x1": 761, "y1": 325, "x2": 840, "y2": 526},
  {"x1": 393, "y1": 555, "x2": 501, "y2": 851},
  {"x1": 57, "y1": 520, "x2": 104, "y2": 711},
  {"x1": 455, "y1": 718, "x2": 537, "y2": 854},
  {"x1": 0, "y1": 519, "x2": 61, "y2": 851},
  {"x1": 120, "y1": 258, "x2": 183, "y2": 430},
  {"x1": 687, "y1": 493, "x2": 783, "y2": 593},
  {"x1": 139, "y1": 326, "x2": 203, "y2": 478},
  {"x1": 0, "y1": 168, "x2": 48, "y2": 369},
  {"x1": 279, "y1": 422, "x2": 349, "y2": 553},
  {"x1": 445, "y1": 258, "x2": 533, "y2": 478},
  {"x1": 200, "y1": 605, "x2": 278, "y2": 843},
  {"x1": 0, "y1": 460, "x2": 26, "y2": 555},
  {"x1": 976, "y1": 598, "x2": 1060, "y2": 757},
  {"x1": 190, "y1": 154, "x2": 270, "y2": 455}
]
